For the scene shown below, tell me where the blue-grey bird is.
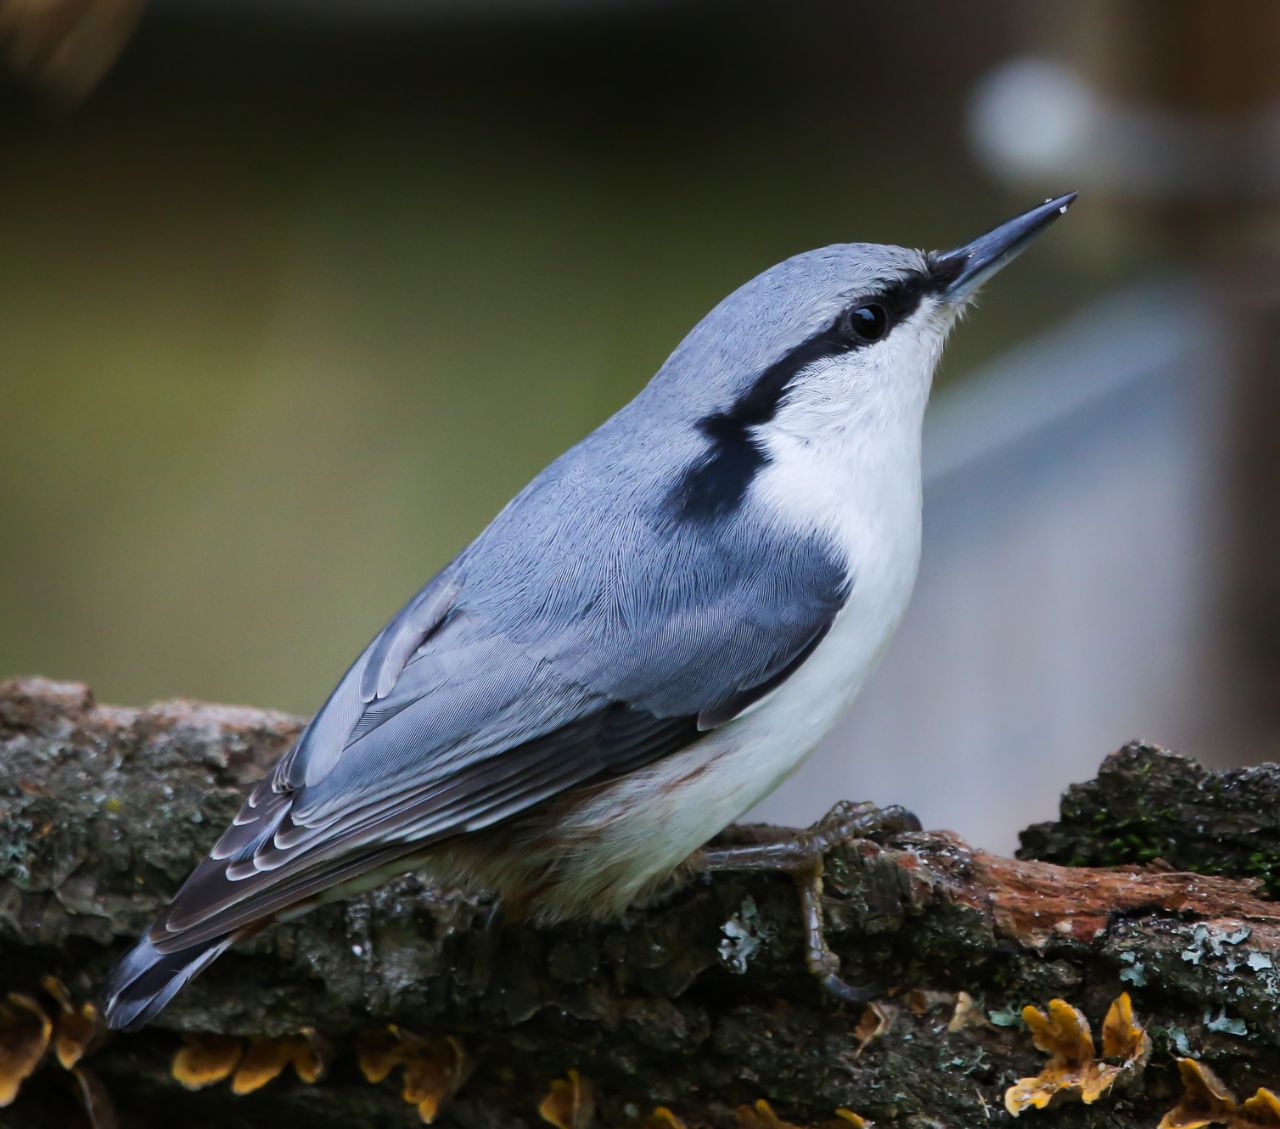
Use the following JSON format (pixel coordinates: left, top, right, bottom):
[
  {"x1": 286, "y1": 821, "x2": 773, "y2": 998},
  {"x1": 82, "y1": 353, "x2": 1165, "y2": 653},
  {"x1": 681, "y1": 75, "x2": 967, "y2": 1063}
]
[{"x1": 103, "y1": 194, "x2": 1075, "y2": 1031}]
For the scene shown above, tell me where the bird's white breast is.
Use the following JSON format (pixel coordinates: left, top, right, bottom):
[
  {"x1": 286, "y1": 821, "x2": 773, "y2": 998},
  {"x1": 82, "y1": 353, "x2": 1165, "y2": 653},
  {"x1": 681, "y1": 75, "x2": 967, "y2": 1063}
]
[{"x1": 547, "y1": 410, "x2": 925, "y2": 906}]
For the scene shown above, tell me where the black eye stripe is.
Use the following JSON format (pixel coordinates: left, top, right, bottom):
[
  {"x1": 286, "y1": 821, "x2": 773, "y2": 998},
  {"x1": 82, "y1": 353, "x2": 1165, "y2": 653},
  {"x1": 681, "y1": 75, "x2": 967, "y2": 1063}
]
[
  {"x1": 668, "y1": 266, "x2": 935, "y2": 523},
  {"x1": 847, "y1": 273, "x2": 930, "y2": 336}
]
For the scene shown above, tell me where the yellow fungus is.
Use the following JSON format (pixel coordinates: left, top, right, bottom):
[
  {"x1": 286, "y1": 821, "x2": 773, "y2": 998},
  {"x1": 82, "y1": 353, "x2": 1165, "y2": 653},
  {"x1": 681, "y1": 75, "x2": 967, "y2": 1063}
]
[
  {"x1": 1156, "y1": 1057, "x2": 1237, "y2": 1129},
  {"x1": 538, "y1": 1068, "x2": 594, "y2": 1129},
  {"x1": 356, "y1": 1025, "x2": 405, "y2": 1084},
  {"x1": 231, "y1": 1036, "x2": 295, "y2": 1095},
  {"x1": 1100, "y1": 991, "x2": 1150, "y2": 1063},
  {"x1": 0, "y1": 992, "x2": 52, "y2": 1106},
  {"x1": 401, "y1": 1035, "x2": 467, "y2": 1124},
  {"x1": 230, "y1": 1029, "x2": 331, "y2": 1095},
  {"x1": 1238, "y1": 1086, "x2": 1280, "y2": 1128},
  {"x1": 171, "y1": 1033, "x2": 244, "y2": 1090},
  {"x1": 40, "y1": 976, "x2": 99, "y2": 1070},
  {"x1": 735, "y1": 1098, "x2": 803, "y2": 1128},
  {"x1": 643, "y1": 1108, "x2": 689, "y2": 1129},
  {"x1": 1005, "y1": 993, "x2": 1149, "y2": 1115},
  {"x1": 356, "y1": 1026, "x2": 467, "y2": 1123}
]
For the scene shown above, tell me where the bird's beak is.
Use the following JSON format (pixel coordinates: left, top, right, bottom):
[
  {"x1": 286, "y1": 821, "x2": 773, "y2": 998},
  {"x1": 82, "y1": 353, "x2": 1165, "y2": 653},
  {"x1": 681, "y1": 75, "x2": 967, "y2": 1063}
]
[{"x1": 934, "y1": 192, "x2": 1077, "y2": 302}]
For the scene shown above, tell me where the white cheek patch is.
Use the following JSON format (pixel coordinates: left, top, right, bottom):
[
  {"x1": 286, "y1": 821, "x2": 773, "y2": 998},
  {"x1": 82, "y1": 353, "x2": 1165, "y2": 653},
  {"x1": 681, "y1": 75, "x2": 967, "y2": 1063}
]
[{"x1": 762, "y1": 298, "x2": 955, "y2": 446}]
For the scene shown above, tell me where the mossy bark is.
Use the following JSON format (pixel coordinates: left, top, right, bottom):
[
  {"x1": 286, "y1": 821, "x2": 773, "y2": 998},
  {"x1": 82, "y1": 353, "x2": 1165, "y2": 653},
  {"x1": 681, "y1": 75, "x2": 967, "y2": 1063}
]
[
  {"x1": 2, "y1": 679, "x2": 1279, "y2": 1129},
  {"x1": 1019, "y1": 740, "x2": 1280, "y2": 894}
]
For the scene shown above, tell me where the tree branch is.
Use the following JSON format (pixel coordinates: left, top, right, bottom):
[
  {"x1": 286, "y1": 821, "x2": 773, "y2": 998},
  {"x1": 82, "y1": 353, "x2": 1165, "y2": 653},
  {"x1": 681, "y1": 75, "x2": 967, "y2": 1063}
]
[{"x1": 2, "y1": 677, "x2": 1279, "y2": 1128}]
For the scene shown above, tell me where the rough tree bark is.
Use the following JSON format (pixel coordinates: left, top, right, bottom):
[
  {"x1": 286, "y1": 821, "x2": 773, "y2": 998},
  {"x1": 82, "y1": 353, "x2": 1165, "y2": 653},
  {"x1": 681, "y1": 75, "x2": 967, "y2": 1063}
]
[{"x1": 2, "y1": 677, "x2": 1280, "y2": 1129}]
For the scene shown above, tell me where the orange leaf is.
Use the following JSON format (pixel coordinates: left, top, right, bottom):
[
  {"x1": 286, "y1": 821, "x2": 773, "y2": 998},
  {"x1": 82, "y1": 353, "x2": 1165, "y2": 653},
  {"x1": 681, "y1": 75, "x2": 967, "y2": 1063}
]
[{"x1": 853, "y1": 1003, "x2": 891, "y2": 1056}]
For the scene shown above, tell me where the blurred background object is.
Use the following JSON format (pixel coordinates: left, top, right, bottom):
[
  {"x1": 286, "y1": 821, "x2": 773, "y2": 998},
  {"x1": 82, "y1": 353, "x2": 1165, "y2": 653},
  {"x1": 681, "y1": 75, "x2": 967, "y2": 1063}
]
[
  {"x1": 0, "y1": 0, "x2": 143, "y2": 100},
  {"x1": 1, "y1": 0, "x2": 1276, "y2": 850}
]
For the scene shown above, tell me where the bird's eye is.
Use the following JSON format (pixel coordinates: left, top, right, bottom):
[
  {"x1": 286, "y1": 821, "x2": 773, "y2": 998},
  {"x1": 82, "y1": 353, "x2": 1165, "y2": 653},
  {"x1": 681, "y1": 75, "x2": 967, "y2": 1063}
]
[{"x1": 847, "y1": 304, "x2": 888, "y2": 343}]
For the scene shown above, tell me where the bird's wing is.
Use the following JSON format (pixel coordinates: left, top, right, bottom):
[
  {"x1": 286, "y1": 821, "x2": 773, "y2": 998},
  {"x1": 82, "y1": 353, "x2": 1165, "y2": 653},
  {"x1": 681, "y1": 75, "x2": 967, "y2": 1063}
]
[{"x1": 151, "y1": 517, "x2": 847, "y2": 952}]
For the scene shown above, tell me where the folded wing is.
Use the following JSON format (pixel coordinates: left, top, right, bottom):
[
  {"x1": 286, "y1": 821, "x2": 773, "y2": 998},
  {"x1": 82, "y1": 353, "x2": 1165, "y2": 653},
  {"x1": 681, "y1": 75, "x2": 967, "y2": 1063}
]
[{"x1": 143, "y1": 458, "x2": 851, "y2": 954}]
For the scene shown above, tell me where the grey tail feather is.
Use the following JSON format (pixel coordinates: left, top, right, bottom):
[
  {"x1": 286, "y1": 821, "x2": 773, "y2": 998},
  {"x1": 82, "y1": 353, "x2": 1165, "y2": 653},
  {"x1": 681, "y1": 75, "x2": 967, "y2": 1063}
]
[{"x1": 102, "y1": 932, "x2": 236, "y2": 1032}]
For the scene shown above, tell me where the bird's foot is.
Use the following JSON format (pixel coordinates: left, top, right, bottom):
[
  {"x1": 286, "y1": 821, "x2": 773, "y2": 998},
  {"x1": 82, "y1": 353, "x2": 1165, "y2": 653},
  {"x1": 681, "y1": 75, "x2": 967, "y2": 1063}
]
[
  {"x1": 691, "y1": 800, "x2": 921, "y2": 1007},
  {"x1": 692, "y1": 800, "x2": 921, "y2": 874},
  {"x1": 796, "y1": 865, "x2": 879, "y2": 1006}
]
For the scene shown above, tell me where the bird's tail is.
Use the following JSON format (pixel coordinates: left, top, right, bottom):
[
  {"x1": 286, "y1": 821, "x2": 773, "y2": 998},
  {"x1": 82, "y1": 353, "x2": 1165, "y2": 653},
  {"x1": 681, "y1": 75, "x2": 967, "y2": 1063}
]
[{"x1": 101, "y1": 931, "x2": 236, "y2": 1032}]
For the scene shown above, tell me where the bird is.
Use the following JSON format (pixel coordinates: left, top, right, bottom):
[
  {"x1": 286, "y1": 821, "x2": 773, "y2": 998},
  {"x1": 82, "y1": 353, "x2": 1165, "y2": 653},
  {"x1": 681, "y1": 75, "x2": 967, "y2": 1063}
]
[{"x1": 103, "y1": 192, "x2": 1075, "y2": 1031}]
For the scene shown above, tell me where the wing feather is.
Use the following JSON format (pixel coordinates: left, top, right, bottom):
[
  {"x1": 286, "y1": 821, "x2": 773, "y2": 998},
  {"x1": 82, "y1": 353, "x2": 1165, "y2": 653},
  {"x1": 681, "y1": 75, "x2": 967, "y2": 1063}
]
[
  {"x1": 153, "y1": 701, "x2": 698, "y2": 949},
  {"x1": 151, "y1": 500, "x2": 849, "y2": 951}
]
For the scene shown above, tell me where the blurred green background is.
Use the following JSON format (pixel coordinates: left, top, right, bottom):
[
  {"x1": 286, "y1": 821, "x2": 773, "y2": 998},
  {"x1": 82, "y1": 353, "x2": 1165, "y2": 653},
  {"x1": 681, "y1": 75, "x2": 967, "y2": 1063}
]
[
  {"x1": 0, "y1": 1, "x2": 1109, "y2": 712},
  {"x1": 3, "y1": 0, "x2": 1278, "y2": 846}
]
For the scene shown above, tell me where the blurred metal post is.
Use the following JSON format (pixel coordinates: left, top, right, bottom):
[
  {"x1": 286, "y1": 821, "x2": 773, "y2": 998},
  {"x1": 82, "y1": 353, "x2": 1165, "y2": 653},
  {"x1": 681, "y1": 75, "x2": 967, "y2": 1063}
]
[{"x1": 1044, "y1": 0, "x2": 1280, "y2": 758}]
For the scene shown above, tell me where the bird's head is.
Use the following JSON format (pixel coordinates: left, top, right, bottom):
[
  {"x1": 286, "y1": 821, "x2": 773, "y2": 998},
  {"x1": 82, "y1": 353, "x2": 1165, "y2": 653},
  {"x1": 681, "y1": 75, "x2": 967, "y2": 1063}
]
[{"x1": 653, "y1": 194, "x2": 1076, "y2": 522}]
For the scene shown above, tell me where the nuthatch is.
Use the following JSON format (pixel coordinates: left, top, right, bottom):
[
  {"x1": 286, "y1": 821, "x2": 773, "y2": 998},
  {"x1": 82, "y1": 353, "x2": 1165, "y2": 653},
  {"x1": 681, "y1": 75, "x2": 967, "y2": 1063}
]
[{"x1": 104, "y1": 194, "x2": 1075, "y2": 1030}]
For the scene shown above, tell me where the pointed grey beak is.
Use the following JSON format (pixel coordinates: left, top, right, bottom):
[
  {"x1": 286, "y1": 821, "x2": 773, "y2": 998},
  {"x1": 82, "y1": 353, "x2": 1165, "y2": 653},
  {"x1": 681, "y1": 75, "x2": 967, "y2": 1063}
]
[{"x1": 934, "y1": 192, "x2": 1077, "y2": 301}]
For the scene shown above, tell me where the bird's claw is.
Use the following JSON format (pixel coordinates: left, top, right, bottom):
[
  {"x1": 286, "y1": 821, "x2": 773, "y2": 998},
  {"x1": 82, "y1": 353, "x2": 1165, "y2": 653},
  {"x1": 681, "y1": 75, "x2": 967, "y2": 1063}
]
[
  {"x1": 814, "y1": 971, "x2": 882, "y2": 1007},
  {"x1": 694, "y1": 800, "x2": 917, "y2": 1010},
  {"x1": 693, "y1": 800, "x2": 921, "y2": 874},
  {"x1": 809, "y1": 800, "x2": 922, "y2": 852}
]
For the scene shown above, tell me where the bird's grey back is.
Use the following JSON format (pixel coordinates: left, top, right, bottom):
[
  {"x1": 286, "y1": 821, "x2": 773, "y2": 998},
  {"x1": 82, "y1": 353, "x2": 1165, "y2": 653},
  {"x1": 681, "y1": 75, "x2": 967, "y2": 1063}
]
[{"x1": 295, "y1": 239, "x2": 933, "y2": 812}]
